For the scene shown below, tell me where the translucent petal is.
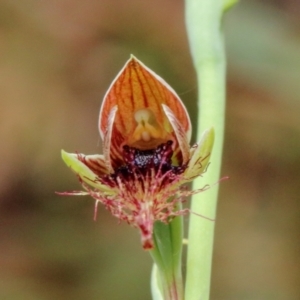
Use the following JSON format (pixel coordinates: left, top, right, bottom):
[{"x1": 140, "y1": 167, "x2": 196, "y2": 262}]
[
  {"x1": 162, "y1": 104, "x2": 190, "y2": 164},
  {"x1": 184, "y1": 128, "x2": 215, "y2": 180},
  {"x1": 102, "y1": 105, "x2": 118, "y2": 172}
]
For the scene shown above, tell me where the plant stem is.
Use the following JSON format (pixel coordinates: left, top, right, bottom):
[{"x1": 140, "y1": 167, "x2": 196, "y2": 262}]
[
  {"x1": 150, "y1": 215, "x2": 184, "y2": 300},
  {"x1": 184, "y1": 0, "x2": 226, "y2": 300}
]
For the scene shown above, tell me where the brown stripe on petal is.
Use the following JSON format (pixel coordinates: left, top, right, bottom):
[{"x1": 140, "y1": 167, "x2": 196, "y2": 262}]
[
  {"x1": 134, "y1": 66, "x2": 172, "y2": 134},
  {"x1": 109, "y1": 128, "x2": 125, "y2": 168},
  {"x1": 132, "y1": 62, "x2": 159, "y2": 112},
  {"x1": 118, "y1": 66, "x2": 135, "y2": 128},
  {"x1": 99, "y1": 67, "x2": 133, "y2": 139},
  {"x1": 130, "y1": 62, "x2": 147, "y2": 109},
  {"x1": 82, "y1": 155, "x2": 110, "y2": 176},
  {"x1": 108, "y1": 91, "x2": 125, "y2": 128},
  {"x1": 130, "y1": 58, "x2": 192, "y2": 141}
]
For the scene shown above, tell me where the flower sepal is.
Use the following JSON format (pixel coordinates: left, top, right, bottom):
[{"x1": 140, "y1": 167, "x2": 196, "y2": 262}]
[
  {"x1": 185, "y1": 127, "x2": 214, "y2": 182},
  {"x1": 61, "y1": 150, "x2": 115, "y2": 194}
]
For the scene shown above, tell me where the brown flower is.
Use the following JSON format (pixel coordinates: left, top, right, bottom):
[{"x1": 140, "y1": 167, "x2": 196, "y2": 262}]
[{"x1": 61, "y1": 56, "x2": 214, "y2": 249}]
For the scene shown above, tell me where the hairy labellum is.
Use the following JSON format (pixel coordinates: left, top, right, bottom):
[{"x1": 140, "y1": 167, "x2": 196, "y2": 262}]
[{"x1": 104, "y1": 141, "x2": 187, "y2": 187}]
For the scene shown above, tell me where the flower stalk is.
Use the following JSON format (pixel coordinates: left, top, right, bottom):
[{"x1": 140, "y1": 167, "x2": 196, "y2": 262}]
[
  {"x1": 184, "y1": 0, "x2": 230, "y2": 299},
  {"x1": 150, "y1": 214, "x2": 184, "y2": 300}
]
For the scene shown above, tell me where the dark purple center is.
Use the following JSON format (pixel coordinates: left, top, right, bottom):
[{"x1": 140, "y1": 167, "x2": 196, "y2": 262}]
[{"x1": 101, "y1": 141, "x2": 187, "y2": 187}]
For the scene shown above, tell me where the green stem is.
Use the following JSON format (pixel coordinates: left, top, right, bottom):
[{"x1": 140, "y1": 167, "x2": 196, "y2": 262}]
[
  {"x1": 150, "y1": 214, "x2": 184, "y2": 300},
  {"x1": 184, "y1": 0, "x2": 227, "y2": 300}
]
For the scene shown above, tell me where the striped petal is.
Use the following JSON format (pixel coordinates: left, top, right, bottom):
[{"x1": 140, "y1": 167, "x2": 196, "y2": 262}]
[{"x1": 98, "y1": 55, "x2": 191, "y2": 166}]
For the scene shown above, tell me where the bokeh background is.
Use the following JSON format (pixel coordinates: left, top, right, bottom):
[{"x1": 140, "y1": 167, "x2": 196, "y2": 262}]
[{"x1": 1, "y1": 0, "x2": 300, "y2": 299}]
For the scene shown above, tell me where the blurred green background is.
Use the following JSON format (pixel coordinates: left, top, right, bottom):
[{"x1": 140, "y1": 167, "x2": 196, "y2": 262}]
[{"x1": 0, "y1": 0, "x2": 300, "y2": 299}]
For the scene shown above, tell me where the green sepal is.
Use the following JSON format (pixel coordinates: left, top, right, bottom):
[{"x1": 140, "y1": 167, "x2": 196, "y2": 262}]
[
  {"x1": 61, "y1": 150, "x2": 114, "y2": 194},
  {"x1": 185, "y1": 127, "x2": 215, "y2": 181}
]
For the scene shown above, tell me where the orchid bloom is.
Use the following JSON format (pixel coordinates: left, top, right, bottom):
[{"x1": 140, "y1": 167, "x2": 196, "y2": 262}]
[{"x1": 61, "y1": 56, "x2": 214, "y2": 249}]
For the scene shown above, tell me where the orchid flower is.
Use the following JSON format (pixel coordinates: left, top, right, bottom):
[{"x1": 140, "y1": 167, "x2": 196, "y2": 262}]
[{"x1": 61, "y1": 56, "x2": 214, "y2": 250}]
